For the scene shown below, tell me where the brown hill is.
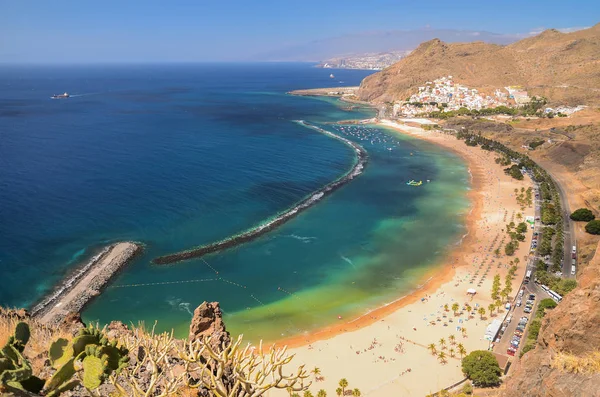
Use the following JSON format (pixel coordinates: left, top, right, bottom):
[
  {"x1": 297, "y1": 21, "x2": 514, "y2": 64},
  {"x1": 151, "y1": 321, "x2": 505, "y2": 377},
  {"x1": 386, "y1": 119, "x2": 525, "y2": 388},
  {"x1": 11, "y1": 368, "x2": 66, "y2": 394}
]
[{"x1": 358, "y1": 24, "x2": 600, "y2": 105}]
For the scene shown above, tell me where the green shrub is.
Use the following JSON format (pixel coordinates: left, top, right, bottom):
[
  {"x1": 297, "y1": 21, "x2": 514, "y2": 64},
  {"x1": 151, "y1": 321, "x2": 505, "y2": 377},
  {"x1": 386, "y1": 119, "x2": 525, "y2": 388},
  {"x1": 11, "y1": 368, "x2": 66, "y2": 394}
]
[
  {"x1": 461, "y1": 350, "x2": 502, "y2": 387},
  {"x1": 570, "y1": 208, "x2": 595, "y2": 222},
  {"x1": 585, "y1": 220, "x2": 600, "y2": 235}
]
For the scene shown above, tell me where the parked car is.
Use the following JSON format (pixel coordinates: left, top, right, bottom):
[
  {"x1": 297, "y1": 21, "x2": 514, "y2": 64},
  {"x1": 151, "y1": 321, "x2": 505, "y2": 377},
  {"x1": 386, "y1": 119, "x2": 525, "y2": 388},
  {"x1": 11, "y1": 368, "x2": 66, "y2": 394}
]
[
  {"x1": 524, "y1": 307, "x2": 532, "y2": 314},
  {"x1": 516, "y1": 300, "x2": 522, "y2": 307},
  {"x1": 529, "y1": 294, "x2": 536, "y2": 300}
]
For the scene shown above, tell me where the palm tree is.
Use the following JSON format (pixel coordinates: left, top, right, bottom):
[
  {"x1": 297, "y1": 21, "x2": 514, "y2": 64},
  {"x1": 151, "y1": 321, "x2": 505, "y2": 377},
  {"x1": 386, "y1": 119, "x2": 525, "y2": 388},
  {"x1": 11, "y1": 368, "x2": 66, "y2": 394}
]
[
  {"x1": 448, "y1": 334, "x2": 456, "y2": 345},
  {"x1": 449, "y1": 347, "x2": 456, "y2": 358},
  {"x1": 438, "y1": 351, "x2": 447, "y2": 364},
  {"x1": 461, "y1": 327, "x2": 468, "y2": 338},
  {"x1": 478, "y1": 307, "x2": 486, "y2": 319},
  {"x1": 311, "y1": 367, "x2": 321, "y2": 382},
  {"x1": 495, "y1": 299, "x2": 502, "y2": 311},
  {"x1": 339, "y1": 379, "x2": 349, "y2": 395},
  {"x1": 444, "y1": 303, "x2": 449, "y2": 312},
  {"x1": 457, "y1": 343, "x2": 467, "y2": 358},
  {"x1": 465, "y1": 304, "x2": 472, "y2": 314},
  {"x1": 317, "y1": 390, "x2": 327, "y2": 397},
  {"x1": 451, "y1": 302, "x2": 460, "y2": 316},
  {"x1": 352, "y1": 389, "x2": 361, "y2": 397},
  {"x1": 428, "y1": 343, "x2": 437, "y2": 355},
  {"x1": 287, "y1": 387, "x2": 294, "y2": 397},
  {"x1": 488, "y1": 303, "x2": 495, "y2": 317},
  {"x1": 305, "y1": 392, "x2": 314, "y2": 397},
  {"x1": 439, "y1": 338, "x2": 447, "y2": 350},
  {"x1": 336, "y1": 388, "x2": 343, "y2": 397}
]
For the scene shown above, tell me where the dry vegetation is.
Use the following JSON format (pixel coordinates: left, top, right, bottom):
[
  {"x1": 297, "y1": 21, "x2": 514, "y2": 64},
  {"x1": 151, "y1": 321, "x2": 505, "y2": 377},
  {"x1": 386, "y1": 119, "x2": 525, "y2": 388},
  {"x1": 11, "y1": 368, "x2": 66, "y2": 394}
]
[
  {"x1": 0, "y1": 311, "x2": 311, "y2": 397},
  {"x1": 552, "y1": 351, "x2": 600, "y2": 375}
]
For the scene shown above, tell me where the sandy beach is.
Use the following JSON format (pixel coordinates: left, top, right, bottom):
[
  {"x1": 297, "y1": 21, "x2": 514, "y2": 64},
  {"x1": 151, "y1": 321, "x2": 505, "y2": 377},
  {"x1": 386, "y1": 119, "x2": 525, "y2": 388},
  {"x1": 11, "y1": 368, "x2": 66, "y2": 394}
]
[{"x1": 268, "y1": 120, "x2": 535, "y2": 396}]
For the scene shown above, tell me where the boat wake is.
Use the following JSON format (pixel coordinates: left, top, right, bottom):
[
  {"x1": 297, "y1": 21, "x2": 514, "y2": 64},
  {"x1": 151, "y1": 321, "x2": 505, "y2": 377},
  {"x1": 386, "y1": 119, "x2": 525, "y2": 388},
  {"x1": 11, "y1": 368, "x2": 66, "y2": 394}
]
[{"x1": 152, "y1": 121, "x2": 368, "y2": 265}]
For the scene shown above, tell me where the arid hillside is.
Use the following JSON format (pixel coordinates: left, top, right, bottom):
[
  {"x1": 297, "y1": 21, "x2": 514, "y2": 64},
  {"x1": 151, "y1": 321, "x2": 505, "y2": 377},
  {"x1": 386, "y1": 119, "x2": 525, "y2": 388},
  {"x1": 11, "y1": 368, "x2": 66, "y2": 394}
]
[{"x1": 359, "y1": 24, "x2": 600, "y2": 106}]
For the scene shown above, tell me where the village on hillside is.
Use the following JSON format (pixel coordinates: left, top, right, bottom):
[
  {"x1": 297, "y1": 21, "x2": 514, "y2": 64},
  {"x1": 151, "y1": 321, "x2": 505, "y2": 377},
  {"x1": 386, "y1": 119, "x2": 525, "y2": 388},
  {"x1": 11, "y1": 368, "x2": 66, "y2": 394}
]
[{"x1": 393, "y1": 76, "x2": 586, "y2": 118}]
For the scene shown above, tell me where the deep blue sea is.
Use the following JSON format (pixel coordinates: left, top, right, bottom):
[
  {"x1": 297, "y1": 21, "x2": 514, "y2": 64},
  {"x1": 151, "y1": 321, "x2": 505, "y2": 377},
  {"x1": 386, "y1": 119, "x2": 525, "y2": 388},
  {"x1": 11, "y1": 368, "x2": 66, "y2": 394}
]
[{"x1": 0, "y1": 63, "x2": 469, "y2": 341}]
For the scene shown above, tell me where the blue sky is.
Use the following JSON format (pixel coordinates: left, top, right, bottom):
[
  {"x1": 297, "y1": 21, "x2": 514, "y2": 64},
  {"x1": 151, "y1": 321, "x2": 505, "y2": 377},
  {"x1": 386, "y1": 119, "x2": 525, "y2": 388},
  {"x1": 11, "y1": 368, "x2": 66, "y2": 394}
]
[{"x1": 1, "y1": 0, "x2": 597, "y2": 63}]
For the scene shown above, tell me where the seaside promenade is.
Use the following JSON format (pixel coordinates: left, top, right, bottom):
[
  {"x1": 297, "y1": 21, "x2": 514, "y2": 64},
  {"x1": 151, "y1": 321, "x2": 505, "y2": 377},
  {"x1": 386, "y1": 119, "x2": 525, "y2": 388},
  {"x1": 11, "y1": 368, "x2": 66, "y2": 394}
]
[{"x1": 268, "y1": 120, "x2": 535, "y2": 396}]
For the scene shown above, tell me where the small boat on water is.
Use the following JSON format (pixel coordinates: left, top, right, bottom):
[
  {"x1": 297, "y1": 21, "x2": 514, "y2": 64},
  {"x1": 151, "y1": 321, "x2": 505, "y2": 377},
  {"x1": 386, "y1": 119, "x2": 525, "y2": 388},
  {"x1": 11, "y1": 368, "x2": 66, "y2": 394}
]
[
  {"x1": 406, "y1": 180, "x2": 423, "y2": 186},
  {"x1": 330, "y1": 74, "x2": 335, "y2": 79},
  {"x1": 51, "y1": 92, "x2": 70, "y2": 99}
]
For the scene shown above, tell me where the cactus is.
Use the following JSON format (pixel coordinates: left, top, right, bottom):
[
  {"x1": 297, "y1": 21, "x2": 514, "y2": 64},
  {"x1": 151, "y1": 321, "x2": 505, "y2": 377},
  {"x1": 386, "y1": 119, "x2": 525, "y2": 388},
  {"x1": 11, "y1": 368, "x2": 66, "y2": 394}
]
[
  {"x1": 0, "y1": 322, "x2": 42, "y2": 394},
  {"x1": 48, "y1": 338, "x2": 68, "y2": 367},
  {"x1": 81, "y1": 347, "x2": 108, "y2": 390},
  {"x1": 1, "y1": 322, "x2": 127, "y2": 396},
  {"x1": 43, "y1": 324, "x2": 129, "y2": 396}
]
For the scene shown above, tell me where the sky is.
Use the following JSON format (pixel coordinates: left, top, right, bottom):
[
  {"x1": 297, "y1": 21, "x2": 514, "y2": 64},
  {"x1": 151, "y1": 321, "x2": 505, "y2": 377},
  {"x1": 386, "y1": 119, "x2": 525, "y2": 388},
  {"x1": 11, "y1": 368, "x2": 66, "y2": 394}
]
[{"x1": 0, "y1": 0, "x2": 598, "y2": 63}]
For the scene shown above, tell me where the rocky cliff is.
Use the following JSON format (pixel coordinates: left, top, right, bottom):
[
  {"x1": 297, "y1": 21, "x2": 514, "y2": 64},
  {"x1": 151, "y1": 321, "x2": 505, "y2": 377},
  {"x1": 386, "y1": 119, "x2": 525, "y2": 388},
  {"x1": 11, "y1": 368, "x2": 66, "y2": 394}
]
[
  {"x1": 358, "y1": 24, "x2": 600, "y2": 106},
  {"x1": 501, "y1": 242, "x2": 600, "y2": 397}
]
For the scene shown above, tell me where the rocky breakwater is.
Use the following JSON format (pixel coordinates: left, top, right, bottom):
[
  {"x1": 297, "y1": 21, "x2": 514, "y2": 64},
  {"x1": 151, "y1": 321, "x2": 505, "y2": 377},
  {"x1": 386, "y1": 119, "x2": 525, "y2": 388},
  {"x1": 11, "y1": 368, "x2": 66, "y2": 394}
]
[
  {"x1": 501, "y1": 241, "x2": 600, "y2": 397},
  {"x1": 32, "y1": 242, "x2": 141, "y2": 326},
  {"x1": 152, "y1": 121, "x2": 368, "y2": 265}
]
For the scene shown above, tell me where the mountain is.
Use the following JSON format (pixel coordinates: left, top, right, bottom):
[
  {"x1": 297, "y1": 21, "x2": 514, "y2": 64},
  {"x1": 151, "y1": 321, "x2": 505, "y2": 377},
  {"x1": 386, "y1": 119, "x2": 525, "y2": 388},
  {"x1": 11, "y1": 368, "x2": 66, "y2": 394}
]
[
  {"x1": 255, "y1": 29, "x2": 521, "y2": 62},
  {"x1": 358, "y1": 24, "x2": 600, "y2": 105}
]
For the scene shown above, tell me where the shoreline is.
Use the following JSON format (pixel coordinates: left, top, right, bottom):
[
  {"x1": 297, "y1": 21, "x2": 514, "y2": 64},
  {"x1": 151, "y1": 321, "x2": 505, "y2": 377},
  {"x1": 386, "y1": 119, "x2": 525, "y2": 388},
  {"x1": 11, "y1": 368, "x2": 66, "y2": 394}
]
[
  {"x1": 32, "y1": 242, "x2": 141, "y2": 325},
  {"x1": 265, "y1": 119, "x2": 534, "y2": 396},
  {"x1": 268, "y1": 121, "x2": 485, "y2": 350},
  {"x1": 152, "y1": 120, "x2": 368, "y2": 265}
]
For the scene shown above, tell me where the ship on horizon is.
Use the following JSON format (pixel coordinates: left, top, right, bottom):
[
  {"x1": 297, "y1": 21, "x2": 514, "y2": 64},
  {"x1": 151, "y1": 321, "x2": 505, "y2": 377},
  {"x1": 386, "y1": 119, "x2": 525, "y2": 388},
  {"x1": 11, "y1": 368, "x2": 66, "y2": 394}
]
[{"x1": 51, "y1": 92, "x2": 70, "y2": 99}]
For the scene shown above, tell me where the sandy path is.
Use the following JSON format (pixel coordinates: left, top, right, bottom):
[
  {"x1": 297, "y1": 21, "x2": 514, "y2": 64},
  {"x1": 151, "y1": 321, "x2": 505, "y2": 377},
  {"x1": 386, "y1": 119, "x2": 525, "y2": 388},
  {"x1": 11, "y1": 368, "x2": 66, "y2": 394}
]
[
  {"x1": 36, "y1": 242, "x2": 140, "y2": 325},
  {"x1": 267, "y1": 121, "x2": 534, "y2": 396}
]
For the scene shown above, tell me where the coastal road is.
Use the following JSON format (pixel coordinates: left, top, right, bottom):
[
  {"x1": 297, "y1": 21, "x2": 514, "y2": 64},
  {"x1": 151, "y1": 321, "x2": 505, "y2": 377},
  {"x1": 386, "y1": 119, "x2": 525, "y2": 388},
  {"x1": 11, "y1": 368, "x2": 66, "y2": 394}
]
[{"x1": 544, "y1": 168, "x2": 575, "y2": 278}]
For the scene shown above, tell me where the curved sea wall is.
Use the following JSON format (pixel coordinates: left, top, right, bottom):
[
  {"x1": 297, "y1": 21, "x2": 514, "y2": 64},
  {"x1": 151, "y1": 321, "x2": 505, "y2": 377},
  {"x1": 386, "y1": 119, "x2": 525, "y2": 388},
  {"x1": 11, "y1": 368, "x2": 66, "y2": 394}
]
[{"x1": 152, "y1": 121, "x2": 367, "y2": 265}]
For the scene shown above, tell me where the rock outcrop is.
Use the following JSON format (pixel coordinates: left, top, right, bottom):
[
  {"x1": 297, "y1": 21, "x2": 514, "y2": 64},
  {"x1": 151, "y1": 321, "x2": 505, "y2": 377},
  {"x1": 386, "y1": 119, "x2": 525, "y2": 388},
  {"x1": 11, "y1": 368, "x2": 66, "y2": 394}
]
[
  {"x1": 501, "y1": 241, "x2": 600, "y2": 397},
  {"x1": 189, "y1": 301, "x2": 231, "y2": 351}
]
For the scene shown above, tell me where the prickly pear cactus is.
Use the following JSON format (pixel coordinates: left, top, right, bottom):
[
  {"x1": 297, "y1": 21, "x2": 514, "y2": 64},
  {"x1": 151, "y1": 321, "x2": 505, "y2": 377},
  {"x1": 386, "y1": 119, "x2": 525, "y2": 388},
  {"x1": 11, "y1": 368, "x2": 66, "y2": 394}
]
[
  {"x1": 43, "y1": 324, "x2": 130, "y2": 395},
  {"x1": 13, "y1": 322, "x2": 30, "y2": 348},
  {"x1": 0, "y1": 322, "x2": 41, "y2": 394},
  {"x1": 48, "y1": 338, "x2": 68, "y2": 367}
]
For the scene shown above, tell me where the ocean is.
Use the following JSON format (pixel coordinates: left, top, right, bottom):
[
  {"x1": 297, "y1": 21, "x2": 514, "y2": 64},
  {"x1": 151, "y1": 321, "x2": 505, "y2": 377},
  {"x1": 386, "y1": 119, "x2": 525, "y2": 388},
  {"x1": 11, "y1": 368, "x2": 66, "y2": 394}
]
[{"x1": 0, "y1": 63, "x2": 470, "y2": 341}]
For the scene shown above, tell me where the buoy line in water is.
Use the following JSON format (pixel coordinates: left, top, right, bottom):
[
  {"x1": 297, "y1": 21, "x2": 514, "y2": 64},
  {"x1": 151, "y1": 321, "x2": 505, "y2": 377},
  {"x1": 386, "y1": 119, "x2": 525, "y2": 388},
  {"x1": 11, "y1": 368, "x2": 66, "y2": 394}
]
[
  {"x1": 151, "y1": 120, "x2": 368, "y2": 265},
  {"x1": 110, "y1": 275, "x2": 248, "y2": 289},
  {"x1": 110, "y1": 278, "x2": 218, "y2": 288}
]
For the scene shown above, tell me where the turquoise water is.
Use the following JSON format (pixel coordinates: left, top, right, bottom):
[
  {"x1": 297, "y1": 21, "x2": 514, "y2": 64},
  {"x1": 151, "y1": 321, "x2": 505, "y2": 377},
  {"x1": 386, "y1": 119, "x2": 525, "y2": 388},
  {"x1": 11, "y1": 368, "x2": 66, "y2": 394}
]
[{"x1": 0, "y1": 63, "x2": 469, "y2": 341}]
